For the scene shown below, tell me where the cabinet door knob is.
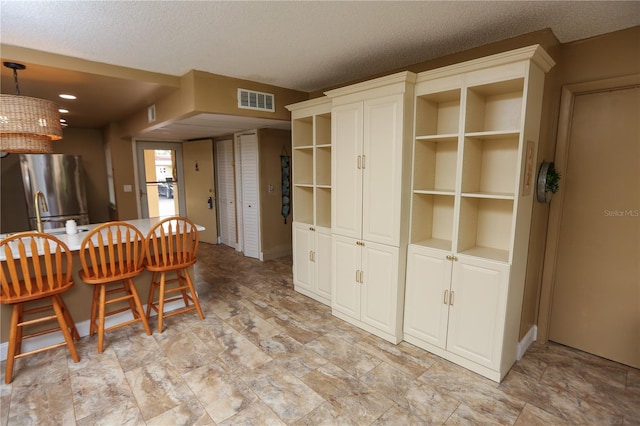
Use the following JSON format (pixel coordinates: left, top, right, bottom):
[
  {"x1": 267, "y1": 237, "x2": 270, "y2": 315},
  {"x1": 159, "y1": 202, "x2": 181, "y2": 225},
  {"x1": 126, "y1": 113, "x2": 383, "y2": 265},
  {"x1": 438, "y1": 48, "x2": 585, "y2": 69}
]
[
  {"x1": 357, "y1": 155, "x2": 362, "y2": 170},
  {"x1": 444, "y1": 290, "x2": 449, "y2": 304},
  {"x1": 449, "y1": 291, "x2": 455, "y2": 306}
]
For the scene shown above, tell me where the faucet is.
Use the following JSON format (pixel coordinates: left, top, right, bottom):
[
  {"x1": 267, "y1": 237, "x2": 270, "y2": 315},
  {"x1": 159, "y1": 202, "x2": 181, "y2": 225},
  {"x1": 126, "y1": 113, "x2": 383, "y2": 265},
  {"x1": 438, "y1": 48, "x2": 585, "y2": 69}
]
[{"x1": 34, "y1": 191, "x2": 48, "y2": 233}]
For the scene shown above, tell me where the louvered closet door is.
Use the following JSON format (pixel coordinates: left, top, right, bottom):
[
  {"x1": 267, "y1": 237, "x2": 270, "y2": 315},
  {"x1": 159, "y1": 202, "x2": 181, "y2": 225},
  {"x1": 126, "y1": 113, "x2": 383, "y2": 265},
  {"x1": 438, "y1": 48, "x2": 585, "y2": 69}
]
[
  {"x1": 239, "y1": 133, "x2": 261, "y2": 259},
  {"x1": 216, "y1": 138, "x2": 237, "y2": 248}
]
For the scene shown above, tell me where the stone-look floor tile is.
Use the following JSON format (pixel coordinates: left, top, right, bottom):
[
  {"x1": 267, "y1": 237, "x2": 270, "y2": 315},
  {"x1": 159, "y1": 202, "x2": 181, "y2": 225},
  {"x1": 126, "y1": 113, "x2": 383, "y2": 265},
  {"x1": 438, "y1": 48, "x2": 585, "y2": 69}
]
[
  {"x1": 306, "y1": 332, "x2": 382, "y2": 378},
  {"x1": 67, "y1": 346, "x2": 141, "y2": 422},
  {"x1": 218, "y1": 328, "x2": 273, "y2": 372},
  {"x1": 153, "y1": 320, "x2": 222, "y2": 374},
  {"x1": 218, "y1": 398, "x2": 287, "y2": 426},
  {"x1": 125, "y1": 356, "x2": 196, "y2": 421},
  {"x1": 421, "y1": 360, "x2": 525, "y2": 425},
  {"x1": 146, "y1": 398, "x2": 214, "y2": 426},
  {"x1": 240, "y1": 362, "x2": 326, "y2": 424},
  {"x1": 513, "y1": 403, "x2": 568, "y2": 425},
  {"x1": 362, "y1": 362, "x2": 460, "y2": 423},
  {"x1": 4, "y1": 244, "x2": 640, "y2": 424},
  {"x1": 7, "y1": 381, "x2": 76, "y2": 425},
  {"x1": 183, "y1": 359, "x2": 258, "y2": 424},
  {"x1": 357, "y1": 334, "x2": 438, "y2": 378},
  {"x1": 296, "y1": 401, "x2": 362, "y2": 426}
]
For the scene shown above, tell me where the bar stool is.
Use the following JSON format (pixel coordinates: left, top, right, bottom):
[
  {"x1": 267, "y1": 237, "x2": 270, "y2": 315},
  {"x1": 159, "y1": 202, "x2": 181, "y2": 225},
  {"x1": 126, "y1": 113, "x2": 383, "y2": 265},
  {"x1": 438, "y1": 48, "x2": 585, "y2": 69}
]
[
  {"x1": 144, "y1": 216, "x2": 204, "y2": 332},
  {"x1": 79, "y1": 222, "x2": 151, "y2": 352},
  {"x1": 0, "y1": 232, "x2": 80, "y2": 384}
]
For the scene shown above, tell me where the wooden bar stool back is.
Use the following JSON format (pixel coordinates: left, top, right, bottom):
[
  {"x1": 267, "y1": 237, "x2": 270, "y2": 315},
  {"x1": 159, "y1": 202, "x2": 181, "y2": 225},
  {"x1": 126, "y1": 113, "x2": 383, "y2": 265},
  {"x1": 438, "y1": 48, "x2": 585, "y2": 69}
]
[
  {"x1": 79, "y1": 222, "x2": 151, "y2": 352},
  {"x1": 144, "y1": 216, "x2": 204, "y2": 332},
  {"x1": 0, "y1": 232, "x2": 80, "y2": 384}
]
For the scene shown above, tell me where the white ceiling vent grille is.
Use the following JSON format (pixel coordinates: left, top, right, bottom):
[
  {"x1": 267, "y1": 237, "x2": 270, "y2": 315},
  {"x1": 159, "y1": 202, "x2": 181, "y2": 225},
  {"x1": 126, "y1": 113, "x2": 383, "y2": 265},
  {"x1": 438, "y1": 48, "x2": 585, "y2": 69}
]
[{"x1": 238, "y1": 88, "x2": 275, "y2": 112}]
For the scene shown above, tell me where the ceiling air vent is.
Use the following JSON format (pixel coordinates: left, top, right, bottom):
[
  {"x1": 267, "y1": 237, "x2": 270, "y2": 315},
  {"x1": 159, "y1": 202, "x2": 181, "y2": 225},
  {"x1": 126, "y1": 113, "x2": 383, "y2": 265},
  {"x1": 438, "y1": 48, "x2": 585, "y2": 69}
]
[{"x1": 238, "y1": 88, "x2": 275, "y2": 112}]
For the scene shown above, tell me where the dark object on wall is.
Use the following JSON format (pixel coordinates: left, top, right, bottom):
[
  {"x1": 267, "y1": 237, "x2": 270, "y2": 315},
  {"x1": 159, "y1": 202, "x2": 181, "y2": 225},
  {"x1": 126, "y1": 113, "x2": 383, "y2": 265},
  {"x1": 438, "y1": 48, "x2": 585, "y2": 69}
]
[
  {"x1": 281, "y1": 147, "x2": 290, "y2": 224},
  {"x1": 537, "y1": 161, "x2": 562, "y2": 203}
]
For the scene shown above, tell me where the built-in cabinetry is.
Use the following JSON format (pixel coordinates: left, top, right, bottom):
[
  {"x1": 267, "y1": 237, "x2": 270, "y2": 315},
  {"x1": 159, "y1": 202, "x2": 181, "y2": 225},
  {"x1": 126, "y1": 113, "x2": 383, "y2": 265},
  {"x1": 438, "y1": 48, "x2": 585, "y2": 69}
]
[
  {"x1": 403, "y1": 46, "x2": 554, "y2": 381},
  {"x1": 327, "y1": 72, "x2": 416, "y2": 343},
  {"x1": 286, "y1": 98, "x2": 333, "y2": 305}
]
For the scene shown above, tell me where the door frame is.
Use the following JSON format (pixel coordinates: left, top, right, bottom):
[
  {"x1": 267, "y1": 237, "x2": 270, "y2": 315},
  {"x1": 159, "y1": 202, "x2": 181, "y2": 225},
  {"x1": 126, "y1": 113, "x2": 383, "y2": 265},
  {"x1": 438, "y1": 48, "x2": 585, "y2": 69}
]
[
  {"x1": 537, "y1": 74, "x2": 640, "y2": 342},
  {"x1": 134, "y1": 139, "x2": 186, "y2": 219}
]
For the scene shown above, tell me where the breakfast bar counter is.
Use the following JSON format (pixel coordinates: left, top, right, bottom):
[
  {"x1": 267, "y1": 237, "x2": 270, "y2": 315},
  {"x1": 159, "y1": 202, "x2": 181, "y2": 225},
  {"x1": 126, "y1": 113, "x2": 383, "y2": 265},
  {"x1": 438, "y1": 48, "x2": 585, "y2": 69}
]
[{"x1": 0, "y1": 217, "x2": 204, "y2": 352}]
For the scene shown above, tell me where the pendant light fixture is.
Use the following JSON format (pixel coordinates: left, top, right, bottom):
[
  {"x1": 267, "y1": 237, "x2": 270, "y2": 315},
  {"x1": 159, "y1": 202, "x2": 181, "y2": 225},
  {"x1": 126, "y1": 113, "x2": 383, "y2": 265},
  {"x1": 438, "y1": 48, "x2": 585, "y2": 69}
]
[{"x1": 0, "y1": 62, "x2": 62, "y2": 153}]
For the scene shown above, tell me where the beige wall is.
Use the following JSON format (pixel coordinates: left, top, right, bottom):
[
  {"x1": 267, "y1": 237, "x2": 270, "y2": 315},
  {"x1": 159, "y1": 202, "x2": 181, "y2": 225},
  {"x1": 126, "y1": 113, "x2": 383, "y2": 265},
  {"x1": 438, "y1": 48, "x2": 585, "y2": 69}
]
[
  {"x1": 258, "y1": 128, "x2": 293, "y2": 259},
  {"x1": 0, "y1": 127, "x2": 109, "y2": 233},
  {"x1": 104, "y1": 124, "x2": 138, "y2": 220}
]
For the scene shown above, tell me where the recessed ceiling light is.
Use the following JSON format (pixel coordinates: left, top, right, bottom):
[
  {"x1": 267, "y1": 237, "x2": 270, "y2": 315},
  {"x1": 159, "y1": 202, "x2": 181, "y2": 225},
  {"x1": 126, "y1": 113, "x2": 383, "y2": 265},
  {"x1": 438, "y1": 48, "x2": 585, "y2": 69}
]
[
  {"x1": 58, "y1": 108, "x2": 69, "y2": 113},
  {"x1": 59, "y1": 94, "x2": 76, "y2": 100}
]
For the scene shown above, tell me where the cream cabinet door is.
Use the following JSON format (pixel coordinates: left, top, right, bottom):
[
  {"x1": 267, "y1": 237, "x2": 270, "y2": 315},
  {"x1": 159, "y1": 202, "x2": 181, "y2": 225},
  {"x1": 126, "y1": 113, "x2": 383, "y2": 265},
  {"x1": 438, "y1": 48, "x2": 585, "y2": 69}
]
[
  {"x1": 360, "y1": 241, "x2": 400, "y2": 335},
  {"x1": 362, "y1": 94, "x2": 404, "y2": 247},
  {"x1": 332, "y1": 234, "x2": 361, "y2": 319},
  {"x1": 447, "y1": 256, "x2": 510, "y2": 369},
  {"x1": 332, "y1": 103, "x2": 363, "y2": 240},
  {"x1": 403, "y1": 245, "x2": 451, "y2": 350},
  {"x1": 314, "y1": 228, "x2": 332, "y2": 301},
  {"x1": 292, "y1": 222, "x2": 313, "y2": 292}
]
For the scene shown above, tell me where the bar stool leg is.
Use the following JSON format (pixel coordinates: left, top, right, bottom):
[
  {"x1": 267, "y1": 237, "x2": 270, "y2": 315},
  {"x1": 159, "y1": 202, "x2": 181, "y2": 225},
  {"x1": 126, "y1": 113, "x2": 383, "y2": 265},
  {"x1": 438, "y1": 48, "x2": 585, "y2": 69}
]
[
  {"x1": 4, "y1": 304, "x2": 21, "y2": 384},
  {"x1": 157, "y1": 272, "x2": 167, "y2": 333},
  {"x1": 89, "y1": 285, "x2": 99, "y2": 337},
  {"x1": 51, "y1": 297, "x2": 80, "y2": 363},
  {"x1": 98, "y1": 284, "x2": 107, "y2": 353},
  {"x1": 146, "y1": 271, "x2": 158, "y2": 319},
  {"x1": 184, "y1": 269, "x2": 204, "y2": 320},
  {"x1": 125, "y1": 278, "x2": 152, "y2": 336},
  {"x1": 56, "y1": 295, "x2": 80, "y2": 341}
]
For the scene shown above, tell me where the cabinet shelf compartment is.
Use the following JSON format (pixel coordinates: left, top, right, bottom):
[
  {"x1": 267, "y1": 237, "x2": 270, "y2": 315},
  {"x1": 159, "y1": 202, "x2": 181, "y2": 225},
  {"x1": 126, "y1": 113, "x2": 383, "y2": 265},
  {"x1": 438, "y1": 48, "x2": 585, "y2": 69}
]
[
  {"x1": 413, "y1": 136, "x2": 458, "y2": 192},
  {"x1": 315, "y1": 113, "x2": 332, "y2": 146},
  {"x1": 316, "y1": 146, "x2": 332, "y2": 187},
  {"x1": 316, "y1": 187, "x2": 332, "y2": 228},
  {"x1": 293, "y1": 186, "x2": 314, "y2": 224},
  {"x1": 461, "y1": 134, "x2": 519, "y2": 196},
  {"x1": 457, "y1": 197, "x2": 513, "y2": 262},
  {"x1": 464, "y1": 78, "x2": 524, "y2": 133},
  {"x1": 410, "y1": 193, "x2": 455, "y2": 251},
  {"x1": 293, "y1": 148, "x2": 313, "y2": 185},
  {"x1": 415, "y1": 89, "x2": 461, "y2": 137},
  {"x1": 292, "y1": 116, "x2": 313, "y2": 147}
]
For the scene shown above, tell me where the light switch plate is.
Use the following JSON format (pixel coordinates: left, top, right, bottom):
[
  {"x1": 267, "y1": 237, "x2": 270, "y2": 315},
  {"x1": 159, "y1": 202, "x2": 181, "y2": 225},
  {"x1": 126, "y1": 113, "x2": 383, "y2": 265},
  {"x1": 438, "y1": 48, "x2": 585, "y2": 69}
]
[{"x1": 123, "y1": 184, "x2": 132, "y2": 192}]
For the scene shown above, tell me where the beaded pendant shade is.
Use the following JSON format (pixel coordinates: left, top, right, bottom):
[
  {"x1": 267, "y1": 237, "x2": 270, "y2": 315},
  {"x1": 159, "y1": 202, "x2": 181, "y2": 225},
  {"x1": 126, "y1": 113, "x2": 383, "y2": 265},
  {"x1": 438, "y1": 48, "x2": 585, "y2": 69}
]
[{"x1": 0, "y1": 62, "x2": 62, "y2": 154}]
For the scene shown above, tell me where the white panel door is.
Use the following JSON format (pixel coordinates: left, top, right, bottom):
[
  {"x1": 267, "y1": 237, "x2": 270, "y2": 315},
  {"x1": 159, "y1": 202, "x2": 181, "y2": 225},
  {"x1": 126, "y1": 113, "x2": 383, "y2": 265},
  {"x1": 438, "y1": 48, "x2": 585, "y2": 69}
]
[
  {"x1": 239, "y1": 133, "x2": 260, "y2": 259},
  {"x1": 447, "y1": 256, "x2": 509, "y2": 369},
  {"x1": 293, "y1": 223, "x2": 313, "y2": 291},
  {"x1": 315, "y1": 228, "x2": 332, "y2": 301},
  {"x1": 332, "y1": 234, "x2": 360, "y2": 319},
  {"x1": 360, "y1": 241, "x2": 399, "y2": 334},
  {"x1": 215, "y1": 138, "x2": 237, "y2": 248},
  {"x1": 332, "y1": 102, "x2": 363, "y2": 240},
  {"x1": 403, "y1": 245, "x2": 451, "y2": 350},
  {"x1": 362, "y1": 94, "x2": 403, "y2": 246}
]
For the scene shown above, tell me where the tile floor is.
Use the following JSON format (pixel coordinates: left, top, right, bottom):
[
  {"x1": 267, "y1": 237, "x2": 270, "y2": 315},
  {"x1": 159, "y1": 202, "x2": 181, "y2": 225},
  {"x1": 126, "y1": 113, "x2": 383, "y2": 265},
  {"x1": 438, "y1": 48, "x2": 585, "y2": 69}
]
[{"x1": 1, "y1": 243, "x2": 638, "y2": 425}]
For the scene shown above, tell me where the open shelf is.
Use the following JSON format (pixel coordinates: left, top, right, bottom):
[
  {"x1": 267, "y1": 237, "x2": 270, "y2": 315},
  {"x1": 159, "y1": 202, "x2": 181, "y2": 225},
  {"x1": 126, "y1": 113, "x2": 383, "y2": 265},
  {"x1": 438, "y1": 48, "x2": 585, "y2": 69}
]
[
  {"x1": 457, "y1": 197, "x2": 513, "y2": 261},
  {"x1": 292, "y1": 116, "x2": 313, "y2": 148},
  {"x1": 413, "y1": 136, "x2": 458, "y2": 192},
  {"x1": 293, "y1": 186, "x2": 314, "y2": 224},
  {"x1": 293, "y1": 148, "x2": 313, "y2": 185},
  {"x1": 315, "y1": 113, "x2": 332, "y2": 146},
  {"x1": 316, "y1": 146, "x2": 332, "y2": 187},
  {"x1": 464, "y1": 78, "x2": 524, "y2": 133},
  {"x1": 415, "y1": 89, "x2": 461, "y2": 137},
  {"x1": 461, "y1": 135, "x2": 519, "y2": 196},
  {"x1": 316, "y1": 187, "x2": 332, "y2": 228},
  {"x1": 410, "y1": 193, "x2": 455, "y2": 250}
]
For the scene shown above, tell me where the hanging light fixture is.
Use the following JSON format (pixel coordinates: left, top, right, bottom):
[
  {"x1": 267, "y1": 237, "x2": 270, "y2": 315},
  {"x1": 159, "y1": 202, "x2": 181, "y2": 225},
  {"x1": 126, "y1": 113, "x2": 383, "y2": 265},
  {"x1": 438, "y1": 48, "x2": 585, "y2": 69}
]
[{"x1": 0, "y1": 62, "x2": 62, "y2": 154}]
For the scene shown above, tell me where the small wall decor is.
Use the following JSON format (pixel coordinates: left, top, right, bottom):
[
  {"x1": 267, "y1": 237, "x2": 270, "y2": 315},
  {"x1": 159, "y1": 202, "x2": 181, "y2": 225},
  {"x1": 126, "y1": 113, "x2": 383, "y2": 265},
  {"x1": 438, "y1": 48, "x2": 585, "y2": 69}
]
[
  {"x1": 537, "y1": 161, "x2": 562, "y2": 203},
  {"x1": 280, "y1": 145, "x2": 290, "y2": 224}
]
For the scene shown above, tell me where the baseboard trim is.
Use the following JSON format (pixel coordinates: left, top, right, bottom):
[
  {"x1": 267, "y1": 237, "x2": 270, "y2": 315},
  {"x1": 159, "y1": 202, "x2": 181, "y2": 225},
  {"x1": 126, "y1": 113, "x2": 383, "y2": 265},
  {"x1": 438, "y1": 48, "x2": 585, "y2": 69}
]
[
  {"x1": 517, "y1": 325, "x2": 537, "y2": 360},
  {"x1": 0, "y1": 299, "x2": 184, "y2": 362}
]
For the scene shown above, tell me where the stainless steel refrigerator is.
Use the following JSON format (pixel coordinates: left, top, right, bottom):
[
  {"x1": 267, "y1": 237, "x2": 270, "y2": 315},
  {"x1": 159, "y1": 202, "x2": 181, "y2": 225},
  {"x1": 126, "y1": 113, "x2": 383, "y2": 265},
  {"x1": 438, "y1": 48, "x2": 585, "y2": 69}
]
[{"x1": 20, "y1": 154, "x2": 89, "y2": 230}]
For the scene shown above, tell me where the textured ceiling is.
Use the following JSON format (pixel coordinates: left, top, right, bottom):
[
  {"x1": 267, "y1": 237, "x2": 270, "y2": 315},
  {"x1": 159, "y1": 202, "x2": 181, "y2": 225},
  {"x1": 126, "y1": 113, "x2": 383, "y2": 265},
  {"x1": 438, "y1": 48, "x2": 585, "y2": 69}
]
[{"x1": 1, "y1": 1, "x2": 638, "y2": 139}]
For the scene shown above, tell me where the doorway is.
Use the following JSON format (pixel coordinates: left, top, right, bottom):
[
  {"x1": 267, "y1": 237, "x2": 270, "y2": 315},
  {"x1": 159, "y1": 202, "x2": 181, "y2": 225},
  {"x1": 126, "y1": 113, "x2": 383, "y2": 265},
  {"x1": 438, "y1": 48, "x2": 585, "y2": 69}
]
[
  {"x1": 236, "y1": 132, "x2": 261, "y2": 259},
  {"x1": 541, "y1": 77, "x2": 639, "y2": 368},
  {"x1": 183, "y1": 139, "x2": 218, "y2": 244},
  {"x1": 136, "y1": 141, "x2": 185, "y2": 219},
  {"x1": 215, "y1": 138, "x2": 237, "y2": 249}
]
